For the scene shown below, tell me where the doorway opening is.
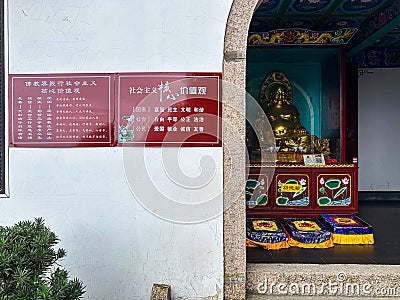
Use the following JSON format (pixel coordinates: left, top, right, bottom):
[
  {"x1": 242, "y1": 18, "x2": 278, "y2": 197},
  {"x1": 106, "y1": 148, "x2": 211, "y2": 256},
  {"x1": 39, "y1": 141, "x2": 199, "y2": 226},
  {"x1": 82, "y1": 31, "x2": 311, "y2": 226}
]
[{"x1": 223, "y1": 0, "x2": 400, "y2": 298}]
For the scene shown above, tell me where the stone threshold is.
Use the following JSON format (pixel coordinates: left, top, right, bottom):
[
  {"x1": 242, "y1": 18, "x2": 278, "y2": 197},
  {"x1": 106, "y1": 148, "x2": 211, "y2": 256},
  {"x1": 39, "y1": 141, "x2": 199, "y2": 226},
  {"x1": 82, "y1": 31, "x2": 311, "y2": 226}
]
[{"x1": 247, "y1": 263, "x2": 400, "y2": 298}]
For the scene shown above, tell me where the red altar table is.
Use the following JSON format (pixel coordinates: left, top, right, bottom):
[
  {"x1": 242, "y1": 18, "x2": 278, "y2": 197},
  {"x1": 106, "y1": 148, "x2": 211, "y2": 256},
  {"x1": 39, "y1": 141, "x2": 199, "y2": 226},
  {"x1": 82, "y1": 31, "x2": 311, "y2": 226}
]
[{"x1": 246, "y1": 163, "x2": 358, "y2": 218}]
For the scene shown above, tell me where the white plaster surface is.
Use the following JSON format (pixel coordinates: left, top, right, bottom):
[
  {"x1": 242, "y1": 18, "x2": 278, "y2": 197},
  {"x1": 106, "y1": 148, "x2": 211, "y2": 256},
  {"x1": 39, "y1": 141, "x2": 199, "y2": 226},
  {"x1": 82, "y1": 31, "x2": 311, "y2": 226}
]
[
  {"x1": 8, "y1": 0, "x2": 232, "y2": 73},
  {"x1": 4, "y1": 0, "x2": 234, "y2": 298},
  {"x1": 358, "y1": 68, "x2": 400, "y2": 191}
]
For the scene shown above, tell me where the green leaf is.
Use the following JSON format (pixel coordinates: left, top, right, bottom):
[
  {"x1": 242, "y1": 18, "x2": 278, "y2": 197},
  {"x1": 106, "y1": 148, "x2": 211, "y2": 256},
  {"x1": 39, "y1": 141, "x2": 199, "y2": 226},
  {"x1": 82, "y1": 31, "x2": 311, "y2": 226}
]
[
  {"x1": 276, "y1": 196, "x2": 289, "y2": 205},
  {"x1": 325, "y1": 178, "x2": 341, "y2": 190},
  {"x1": 0, "y1": 218, "x2": 85, "y2": 299},
  {"x1": 319, "y1": 187, "x2": 326, "y2": 194},
  {"x1": 246, "y1": 178, "x2": 259, "y2": 189},
  {"x1": 257, "y1": 194, "x2": 268, "y2": 205},
  {"x1": 318, "y1": 197, "x2": 331, "y2": 206},
  {"x1": 293, "y1": 186, "x2": 307, "y2": 198},
  {"x1": 334, "y1": 187, "x2": 347, "y2": 199}
]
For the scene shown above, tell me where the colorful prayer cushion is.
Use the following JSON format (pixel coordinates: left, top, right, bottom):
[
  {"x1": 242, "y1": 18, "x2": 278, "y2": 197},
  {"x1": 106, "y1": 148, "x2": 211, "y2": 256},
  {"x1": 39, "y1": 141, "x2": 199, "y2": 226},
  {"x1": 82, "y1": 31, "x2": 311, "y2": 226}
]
[
  {"x1": 282, "y1": 218, "x2": 333, "y2": 248},
  {"x1": 319, "y1": 214, "x2": 374, "y2": 244},
  {"x1": 246, "y1": 218, "x2": 288, "y2": 248},
  {"x1": 320, "y1": 214, "x2": 373, "y2": 235}
]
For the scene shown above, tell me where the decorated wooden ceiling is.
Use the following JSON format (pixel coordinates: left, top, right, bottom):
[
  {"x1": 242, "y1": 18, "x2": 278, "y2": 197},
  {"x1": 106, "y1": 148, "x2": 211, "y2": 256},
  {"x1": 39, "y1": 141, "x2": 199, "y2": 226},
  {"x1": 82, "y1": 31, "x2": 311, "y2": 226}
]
[{"x1": 249, "y1": 0, "x2": 400, "y2": 67}]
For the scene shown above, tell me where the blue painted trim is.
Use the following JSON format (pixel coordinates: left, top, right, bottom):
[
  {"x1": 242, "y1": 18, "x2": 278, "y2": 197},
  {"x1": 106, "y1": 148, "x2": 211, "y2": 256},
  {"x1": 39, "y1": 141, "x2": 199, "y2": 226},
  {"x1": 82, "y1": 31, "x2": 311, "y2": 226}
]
[{"x1": 347, "y1": 15, "x2": 400, "y2": 57}]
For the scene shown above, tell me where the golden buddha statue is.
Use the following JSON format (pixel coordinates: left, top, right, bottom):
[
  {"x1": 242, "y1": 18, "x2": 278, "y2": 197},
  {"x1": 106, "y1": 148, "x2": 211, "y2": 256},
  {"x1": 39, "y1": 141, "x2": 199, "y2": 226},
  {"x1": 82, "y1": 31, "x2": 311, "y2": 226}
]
[{"x1": 257, "y1": 71, "x2": 329, "y2": 161}]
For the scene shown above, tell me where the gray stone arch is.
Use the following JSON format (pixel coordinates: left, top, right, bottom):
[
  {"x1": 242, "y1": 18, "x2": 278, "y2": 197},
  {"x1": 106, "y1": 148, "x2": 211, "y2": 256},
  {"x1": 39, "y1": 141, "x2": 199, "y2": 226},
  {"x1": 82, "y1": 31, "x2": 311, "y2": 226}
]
[
  {"x1": 0, "y1": 0, "x2": 6, "y2": 196},
  {"x1": 222, "y1": 2, "x2": 400, "y2": 300},
  {"x1": 222, "y1": 0, "x2": 259, "y2": 299}
]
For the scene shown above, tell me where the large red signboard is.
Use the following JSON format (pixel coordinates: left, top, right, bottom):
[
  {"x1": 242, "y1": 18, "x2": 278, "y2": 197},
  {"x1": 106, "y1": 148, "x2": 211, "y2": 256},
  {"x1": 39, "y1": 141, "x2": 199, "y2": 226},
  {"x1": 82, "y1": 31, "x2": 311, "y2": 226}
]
[
  {"x1": 10, "y1": 74, "x2": 114, "y2": 147},
  {"x1": 117, "y1": 73, "x2": 222, "y2": 146},
  {"x1": 9, "y1": 72, "x2": 222, "y2": 147}
]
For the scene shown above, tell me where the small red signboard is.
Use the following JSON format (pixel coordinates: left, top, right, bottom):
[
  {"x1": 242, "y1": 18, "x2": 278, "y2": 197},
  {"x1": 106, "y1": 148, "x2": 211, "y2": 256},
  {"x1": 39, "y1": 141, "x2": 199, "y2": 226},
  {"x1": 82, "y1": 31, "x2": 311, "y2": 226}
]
[
  {"x1": 9, "y1": 74, "x2": 114, "y2": 147},
  {"x1": 117, "y1": 73, "x2": 222, "y2": 146}
]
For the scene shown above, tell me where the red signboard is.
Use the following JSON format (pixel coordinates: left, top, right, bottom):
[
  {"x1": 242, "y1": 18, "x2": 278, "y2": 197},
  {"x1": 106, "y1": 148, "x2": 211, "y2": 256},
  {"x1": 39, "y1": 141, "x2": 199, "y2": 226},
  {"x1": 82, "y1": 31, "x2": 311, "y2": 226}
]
[
  {"x1": 9, "y1": 72, "x2": 222, "y2": 147},
  {"x1": 9, "y1": 74, "x2": 114, "y2": 147},
  {"x1": 117, "y1": 73, "x2": 222, "y2": 146}
]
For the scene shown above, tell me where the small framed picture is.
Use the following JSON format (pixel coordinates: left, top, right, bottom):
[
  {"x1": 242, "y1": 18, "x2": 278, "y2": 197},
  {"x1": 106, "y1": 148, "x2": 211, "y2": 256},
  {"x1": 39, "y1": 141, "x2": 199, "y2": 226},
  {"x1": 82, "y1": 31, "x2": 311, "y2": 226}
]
[
  {"x1": 314, "y1": 154, "x2": 325, "y2": 165},
  {"x1": 303, "y1": 154, "x2": 315, "y2": 166}
]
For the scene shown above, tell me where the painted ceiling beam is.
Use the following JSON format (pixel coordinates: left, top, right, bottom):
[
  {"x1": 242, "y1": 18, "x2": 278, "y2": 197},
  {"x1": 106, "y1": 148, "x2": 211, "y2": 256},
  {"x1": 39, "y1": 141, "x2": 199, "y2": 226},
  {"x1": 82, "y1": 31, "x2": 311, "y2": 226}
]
[{"x1": 347, "y1": 15, "x2": 400, "y2": 58}]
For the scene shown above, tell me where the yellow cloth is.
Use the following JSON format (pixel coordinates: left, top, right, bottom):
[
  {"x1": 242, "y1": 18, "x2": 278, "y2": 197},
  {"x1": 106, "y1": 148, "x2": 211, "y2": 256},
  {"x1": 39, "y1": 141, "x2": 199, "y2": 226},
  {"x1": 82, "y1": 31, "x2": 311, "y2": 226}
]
[
  {"x1": 287, "y1": 236, "x2": 334, "y2": 248},
  {"x1": 293, "y1": 220, "x2": 321, "y2": 231},
  {"x1": 252, "y1": 220, "x2": 278, "y2": 232},
  {"x1": 246, "y1": 238, "x2": 289, "y2": 250},
  {"x1": 333, "y1": 233, "x2": 374, "y2": 245}
]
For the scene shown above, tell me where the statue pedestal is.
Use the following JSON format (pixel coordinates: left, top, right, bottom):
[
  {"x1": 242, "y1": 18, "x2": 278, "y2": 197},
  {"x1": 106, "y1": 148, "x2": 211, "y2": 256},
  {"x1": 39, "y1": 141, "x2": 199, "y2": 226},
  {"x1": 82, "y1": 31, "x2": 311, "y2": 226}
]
[{"x1": 276, "y1": 152, "x2": 302, "y2": 163}]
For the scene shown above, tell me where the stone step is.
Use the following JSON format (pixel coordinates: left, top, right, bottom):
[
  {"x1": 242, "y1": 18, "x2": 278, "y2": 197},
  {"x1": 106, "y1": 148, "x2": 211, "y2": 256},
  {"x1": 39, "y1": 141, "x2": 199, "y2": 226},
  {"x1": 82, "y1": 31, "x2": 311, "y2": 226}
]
[
  {"x1": 247, "y1": 263, "x2": 400, "y2": 298},
  {"x1": 247, "y1": 295, "x2": 390, "y2": 299}
]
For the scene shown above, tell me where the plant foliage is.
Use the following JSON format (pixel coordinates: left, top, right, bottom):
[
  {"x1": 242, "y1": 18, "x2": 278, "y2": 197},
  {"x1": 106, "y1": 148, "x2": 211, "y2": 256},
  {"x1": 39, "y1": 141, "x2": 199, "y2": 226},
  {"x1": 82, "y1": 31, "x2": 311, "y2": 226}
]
[{"x1": 0, "y1": 217, "x2": 85, "y2": 299}]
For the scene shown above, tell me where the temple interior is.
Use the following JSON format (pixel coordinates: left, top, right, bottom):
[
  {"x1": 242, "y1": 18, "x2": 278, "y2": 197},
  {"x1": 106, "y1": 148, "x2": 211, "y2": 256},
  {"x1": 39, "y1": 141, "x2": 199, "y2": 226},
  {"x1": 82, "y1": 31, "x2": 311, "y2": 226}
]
[{"x1": 245, "y1": 0, "x2": 400, "y2": 263}]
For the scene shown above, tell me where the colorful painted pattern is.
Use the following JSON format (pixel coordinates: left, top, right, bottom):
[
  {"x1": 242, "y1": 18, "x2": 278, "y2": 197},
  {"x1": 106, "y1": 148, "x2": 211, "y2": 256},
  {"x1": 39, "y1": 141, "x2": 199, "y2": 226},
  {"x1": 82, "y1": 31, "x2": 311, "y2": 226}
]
[
  {"x1": 347, "y1": 0, "x2": 400, "y2": 48},
  {"x1": 246, "y1": 174, "x2": 268, "y2": 207},
  {"x1": 321, "y1": 17, "x2": 359, "y2": 30},
  {"x1": 275, "y1": 174, "x2": 309, "y2": 206},
  {"x1": 317, "y1": 174, "x2": 351, "y2": 206},
  {"x1": 342, "y1": 0, "x2": 384, "y2": 13},
  {"x1": 333, "y1": 217, "x2": 360, "y2": 226},
  {"x1": 353, "y1": 47, "x2": 400, "y2": 67},
  {"x1": 248, "y1": 28, "x2": 357, "y2": 45},
  {"x1": 253, "y1": 220, "x2": 278, "y2": 232},
  {"x1": 291, "y1": 0, "x2": 332, "y2": 13},
  {"x1": 247, "y1": 218, "x2": 287, "y2": 244},
  {"x1": 249, "y1": 0, "x2": 400, "y2": 60},
  {"x1": 281, "y1": 18, "x2": 314, "y2": 29},
  {"x1": 293, "y1": 220, "x2": 321, "y2": 231},
  {"x1": 320, "y1": 214, "x2": 373, "y2": 235},
  {"x1": 282, "y1": 218, "x2": 332, "y2": 244},
  {"x1": 256, "y1": 0, "x2": 280, "y2": 14},
  {"x1": 251, "y1": 0, "x2": 389, "y2": 34}
]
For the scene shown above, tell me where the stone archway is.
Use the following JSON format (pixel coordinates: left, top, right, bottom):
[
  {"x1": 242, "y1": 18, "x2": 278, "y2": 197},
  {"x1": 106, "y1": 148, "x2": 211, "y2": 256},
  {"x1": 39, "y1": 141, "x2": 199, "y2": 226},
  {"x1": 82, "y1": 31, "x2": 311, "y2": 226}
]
[
  {"x1": 222, "y1": 0, "x2": 259, "y2": 299},
  {"x1": 221, "y1": 3, "x2": 400, "y2": 300}
]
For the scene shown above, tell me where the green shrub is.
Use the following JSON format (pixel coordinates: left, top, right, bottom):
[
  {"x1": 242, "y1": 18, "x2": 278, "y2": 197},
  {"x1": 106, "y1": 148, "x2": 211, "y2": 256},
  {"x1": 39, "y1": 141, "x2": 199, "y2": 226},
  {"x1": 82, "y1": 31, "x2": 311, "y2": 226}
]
[{"x1": 0, "y1": 217, "x2": 85, "y2": 299}]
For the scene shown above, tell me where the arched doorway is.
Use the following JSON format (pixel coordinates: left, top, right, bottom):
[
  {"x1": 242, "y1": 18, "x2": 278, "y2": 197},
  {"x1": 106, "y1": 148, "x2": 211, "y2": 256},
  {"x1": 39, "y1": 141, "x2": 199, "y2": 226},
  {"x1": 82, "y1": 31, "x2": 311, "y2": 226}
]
[
  {"x1": 222, "y1": 1, "x2": 400, "y2": 299},
  {"x1": 222, "y1": 0, "x2": 259, "y2": 298}
]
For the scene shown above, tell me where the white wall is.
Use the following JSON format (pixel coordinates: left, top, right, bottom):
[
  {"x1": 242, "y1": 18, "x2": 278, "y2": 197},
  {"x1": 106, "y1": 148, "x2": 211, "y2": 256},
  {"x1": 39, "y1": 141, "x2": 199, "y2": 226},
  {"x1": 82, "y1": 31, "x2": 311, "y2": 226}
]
[
  {"x1": 4, "y1": 0, "x2": 233, "y2": 299},
  {"x1": 358, "y1": 68, "x2": 400, "y2": 191}
]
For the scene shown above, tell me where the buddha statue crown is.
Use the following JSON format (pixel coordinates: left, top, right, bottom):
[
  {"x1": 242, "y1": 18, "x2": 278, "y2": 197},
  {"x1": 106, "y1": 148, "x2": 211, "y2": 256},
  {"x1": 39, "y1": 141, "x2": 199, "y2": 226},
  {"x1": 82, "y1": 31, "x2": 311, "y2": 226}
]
[{"x1": 260, "y1": 71, "x2": 293, "y2": 108}]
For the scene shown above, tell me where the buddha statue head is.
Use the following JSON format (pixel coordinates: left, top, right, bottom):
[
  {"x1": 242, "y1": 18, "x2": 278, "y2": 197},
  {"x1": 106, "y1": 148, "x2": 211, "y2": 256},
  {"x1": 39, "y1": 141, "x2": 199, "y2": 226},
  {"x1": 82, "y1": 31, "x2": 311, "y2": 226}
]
[{"x1": 272, "y1": 86, "x2": 287, "y2": 108}]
